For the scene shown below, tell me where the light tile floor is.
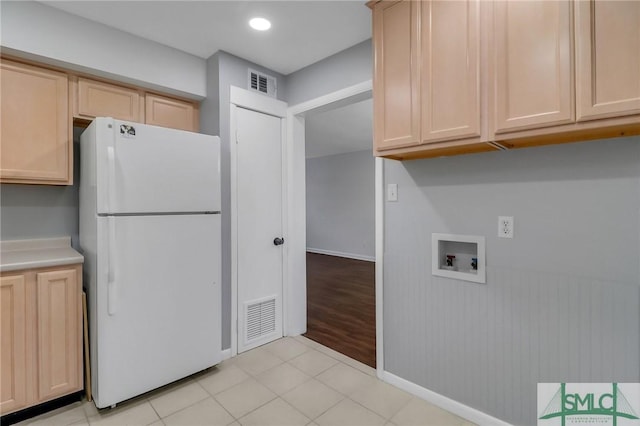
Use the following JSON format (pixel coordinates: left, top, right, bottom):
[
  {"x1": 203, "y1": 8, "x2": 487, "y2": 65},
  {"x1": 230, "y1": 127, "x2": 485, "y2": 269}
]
[{"x1": 17, "y1": 336, "x2": 475, "y2": 426}]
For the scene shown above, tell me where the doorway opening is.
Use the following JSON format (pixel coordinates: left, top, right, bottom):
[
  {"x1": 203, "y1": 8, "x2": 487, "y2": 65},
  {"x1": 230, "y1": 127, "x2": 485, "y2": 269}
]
[
  {"x1": 305, "y1": 98, "x2": 376, "y2": 368},
  {"x1": 231, "y1": 82, "x2": 383, "y2": 370},
  {"x1": 305, "y1": 253, "x2": 375, "y2": 367},
  {"x1": 300, "y1": 96, "x2": 376, "y2": 367}
]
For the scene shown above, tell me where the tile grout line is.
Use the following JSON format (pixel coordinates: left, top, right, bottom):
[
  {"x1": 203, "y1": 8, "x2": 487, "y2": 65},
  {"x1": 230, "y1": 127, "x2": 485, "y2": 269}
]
[
  {"x1": 307, "y1": 394, "x2": 345, "y2": 422},
  {"x1": 276, "y1": 375, "x2": 338, "y2": 420},
  {"x1": 297, "y1": 336, "x2": 376, "y2": 376},
  {"x1": 208, "y1": 376, "x2": 266, "y2": 422},
  {"x1": 226, "y1": 391, "x2": 279, "y2": 424},
  {"x1": 247, "y1": 393, "x2": 312, "y2": 425},
  {"x1": 231, "y1": 344, "x2": 357, "y2": 423},
  {"x1": 347, "y1": 380, "x2": 417, "y2": 422},
  {"x1": 155, "y1": 380, "x2": 224, "y2": 423},
  {"x1": 20, "y1": 337, "x2": 461, "y2": 426},
  {"x1": 345, "y1": 390, "x2": 412, "y2": 422},
  {"x1": 146, "y1": 396, "x2": 163, "y2": 423}
]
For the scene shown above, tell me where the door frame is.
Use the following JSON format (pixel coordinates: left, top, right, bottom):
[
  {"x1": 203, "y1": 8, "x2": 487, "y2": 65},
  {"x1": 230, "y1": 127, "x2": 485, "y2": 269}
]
[
  {"x1": 230, "y1": 82, "x2": 384, "y2": 373},
  {"x1": 286, "y1": 80, "x2": 385, "y2": 378},
  {"x1": 230, "y1": 86, "x2": 288, "y2": 356}
]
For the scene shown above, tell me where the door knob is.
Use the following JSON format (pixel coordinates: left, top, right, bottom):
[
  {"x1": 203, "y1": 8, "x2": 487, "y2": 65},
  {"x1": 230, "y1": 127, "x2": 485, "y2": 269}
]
[{"x1": 273, "y1": 237, "x2": 284, "y2": 246}]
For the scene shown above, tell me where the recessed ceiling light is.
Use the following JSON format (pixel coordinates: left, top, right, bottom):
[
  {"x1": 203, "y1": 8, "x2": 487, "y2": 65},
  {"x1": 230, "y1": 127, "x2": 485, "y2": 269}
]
[{"x1": 249, "y1": 17, "x2": 271, "y2": 31}]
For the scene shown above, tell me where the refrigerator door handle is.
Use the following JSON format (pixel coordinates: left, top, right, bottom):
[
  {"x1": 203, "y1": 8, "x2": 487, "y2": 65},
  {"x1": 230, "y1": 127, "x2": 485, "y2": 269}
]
[
  {"x1": 107, "y1": 146, "x2": 117, "y2": 212},
  {"x1": 107, "y1": 216, "x2": 117, "y2": 316}
]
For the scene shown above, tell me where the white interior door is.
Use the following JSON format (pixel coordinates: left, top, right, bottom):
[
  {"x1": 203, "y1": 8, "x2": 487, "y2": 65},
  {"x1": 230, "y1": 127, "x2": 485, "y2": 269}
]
[{"x1": 236, "y1": 107, "x2": 284, "y2": 353}]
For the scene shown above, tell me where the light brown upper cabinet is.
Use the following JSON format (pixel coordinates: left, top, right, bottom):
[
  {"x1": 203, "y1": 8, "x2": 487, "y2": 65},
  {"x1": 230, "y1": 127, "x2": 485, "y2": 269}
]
[
  {"x1": 369, "y1": 0, "x2": 640, "y2": 160},
  {"x1": 75, "y1": 78, "x2": 199, "y2": 132},
  {"x1": 2, "y1": 57, "x2": 202, "y2": 186},
  {"x1": 575, "y1": 0, "x2": 640, "y2": 121},
  {"x1": 373, "y1": 0, "x2": 421, "y2": 151},
  {"x1": 372, "y1": 0, "x2": 495, "y2": 160},
  {"x1": 421, "y1": 0, "x2": 481, "y2": 142},
  {"x1": 75, "y1": 77, "x2": 143, "y2": 122},
  {"x1": 493, "y1": 0, "x2": 574, "y2": 133},
  {"x1": 0, "y1": 60, "x2": 71, "y2": 185},
  {"x1": 145, "y1": 93, "x2": 199, "y2": 132}
]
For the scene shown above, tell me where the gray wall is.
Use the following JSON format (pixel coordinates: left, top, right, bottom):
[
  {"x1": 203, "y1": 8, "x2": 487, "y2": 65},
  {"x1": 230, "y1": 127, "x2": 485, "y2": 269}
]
[
  {"x1": 1, "y1": 1, "x2": 206, "y2": 98},
  {"x1": 285, "y1": 39, "x2": 372, "y2": 106},
  {"x1": 383, "y1": 136, "x2": 640, "y2": 425},
  {"x1": 1, "y1": 135, "x2": 81, "y2": 248},
  {"x1": 1, "y1": 1, "x2": 207, "y2": 248},
  {"x1": 306, "y1": 150, "x2": 375, "y2": 260},
  {"x1": 0, "y1": 183, "x2": 78, "y2": 246},
  {"x1": 200, "y1": 51, "x2": 288, "y2": 350},
  {"x1": 201, "y1": 54, "x2": 220, "y2": 137}
]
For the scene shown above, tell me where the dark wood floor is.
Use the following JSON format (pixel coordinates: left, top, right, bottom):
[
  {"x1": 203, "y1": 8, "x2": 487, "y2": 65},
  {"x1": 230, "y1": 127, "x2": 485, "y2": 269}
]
[{"x1": 304, "y1": 252, "x2": 376, "y2": 368}]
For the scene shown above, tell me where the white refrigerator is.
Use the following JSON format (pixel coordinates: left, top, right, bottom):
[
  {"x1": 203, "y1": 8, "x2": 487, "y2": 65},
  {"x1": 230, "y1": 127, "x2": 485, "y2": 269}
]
[{"x1": 79, "y1": 118, "x2": 222, "y2": 409}]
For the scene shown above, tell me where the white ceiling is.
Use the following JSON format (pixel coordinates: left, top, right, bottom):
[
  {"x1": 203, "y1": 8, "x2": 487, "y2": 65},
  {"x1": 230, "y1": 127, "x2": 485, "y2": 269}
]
[
  {"x1": 43, "y1": 0, "x2": 373, "y2": 158},
  {"x1": 305, "y1": 98, "x2": 372, "y2": 159},
  {"x1": 41, "y1": 0, "x2": 372, "y2": 76}
]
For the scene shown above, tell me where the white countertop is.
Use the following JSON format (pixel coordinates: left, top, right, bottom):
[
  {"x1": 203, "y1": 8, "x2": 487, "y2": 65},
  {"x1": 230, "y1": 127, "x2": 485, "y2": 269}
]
[{"x1": 0, "y1": 237, "x2": 84, "y2": 272}]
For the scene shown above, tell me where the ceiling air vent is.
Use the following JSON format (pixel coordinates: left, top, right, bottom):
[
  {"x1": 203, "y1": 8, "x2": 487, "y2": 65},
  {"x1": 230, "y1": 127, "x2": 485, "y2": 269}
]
[{"x1": 248, "y1": 69, "x2": 277, "y2": 98}]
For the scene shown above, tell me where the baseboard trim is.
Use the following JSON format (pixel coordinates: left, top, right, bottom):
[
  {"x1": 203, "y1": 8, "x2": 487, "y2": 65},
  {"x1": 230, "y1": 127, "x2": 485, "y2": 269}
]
[
  {"x1": 380, "y1": 371, "x2": 512, "y2": 426},
  {"x1": 306, "y1": 248, "x2": 375, "y2": 262},
  {"x1": 220, "y1": 348, "x2": 232, "y2": 361}
]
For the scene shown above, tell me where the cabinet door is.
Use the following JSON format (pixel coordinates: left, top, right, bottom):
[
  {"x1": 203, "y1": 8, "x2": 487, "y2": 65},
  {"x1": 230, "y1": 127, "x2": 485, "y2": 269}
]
[
  {"x1": 0, "y1": 275, "x2": 28, "y2": 414},
  {"x1": 0, "y1": 60, "x2": 71, "y2": 184},
  {"x1": 145, "y1": 93, "x2": 199, "y2": 132},
  {"x1": 36, "y1": 268, "x2": 81, "y2": 403},
  {"x1": 373, "y1": 0, "x2": 421, "y2": 151},
  {"x1": 421, "y1": 0, "x2": 481, "y2": 142},
  {"x1": 494, "y1": 0, "x2": 574, "y2": 132},
  {"x1": 77, "y1": 78, "x2": 142, "y2": 122},
  {"x1": 575, "y1": 0, "x2": 640, "y2": 121}
]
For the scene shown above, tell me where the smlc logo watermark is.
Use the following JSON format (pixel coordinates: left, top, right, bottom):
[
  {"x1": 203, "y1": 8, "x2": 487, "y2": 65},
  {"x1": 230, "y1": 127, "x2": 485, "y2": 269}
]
[{"x1": 538, "y1": 383, "x2": 640, "y2": 426}]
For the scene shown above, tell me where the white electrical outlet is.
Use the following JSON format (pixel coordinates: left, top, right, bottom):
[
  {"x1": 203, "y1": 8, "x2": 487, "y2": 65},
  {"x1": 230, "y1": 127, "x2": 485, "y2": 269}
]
[{"x1": 498, "y1": 216, "x2": 514, "y2": 238}]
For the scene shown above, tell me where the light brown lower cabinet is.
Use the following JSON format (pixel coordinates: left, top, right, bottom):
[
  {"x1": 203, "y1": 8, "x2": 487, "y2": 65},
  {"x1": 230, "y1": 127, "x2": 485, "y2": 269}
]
[{"x1": 0, "y1": 264, "x2": 83, "y2": 416}]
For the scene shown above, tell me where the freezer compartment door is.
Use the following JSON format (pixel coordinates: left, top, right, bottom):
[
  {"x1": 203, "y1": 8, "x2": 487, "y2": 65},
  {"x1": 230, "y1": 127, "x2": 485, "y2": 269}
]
[
  {"x1": 95, "y1": 118, "x2": 220, "y2": 214},
  {"x1": 93, "y1": 214, "x2": 221, "y2": 408}
]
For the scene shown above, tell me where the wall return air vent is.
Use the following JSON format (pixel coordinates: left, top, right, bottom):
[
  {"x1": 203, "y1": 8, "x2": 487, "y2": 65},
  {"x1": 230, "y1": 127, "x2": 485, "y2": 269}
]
[
  {"x1": 245, "y1": 296, "x2": 277, "y2": 343},
  {"x1": 248, "y1": 69, "x2": 277, "y2": 98}
]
